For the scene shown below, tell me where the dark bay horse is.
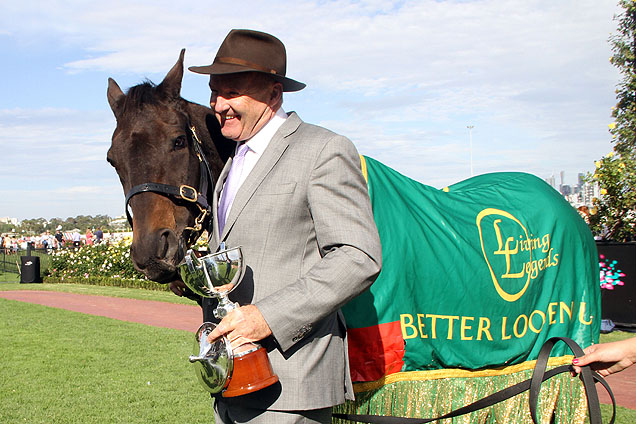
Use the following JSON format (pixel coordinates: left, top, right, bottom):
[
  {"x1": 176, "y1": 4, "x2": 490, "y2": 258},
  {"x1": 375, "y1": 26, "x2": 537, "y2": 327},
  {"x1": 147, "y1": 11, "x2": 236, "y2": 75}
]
[{"x1": 107, "y1": 50, "x2": 232, "y2": 284}]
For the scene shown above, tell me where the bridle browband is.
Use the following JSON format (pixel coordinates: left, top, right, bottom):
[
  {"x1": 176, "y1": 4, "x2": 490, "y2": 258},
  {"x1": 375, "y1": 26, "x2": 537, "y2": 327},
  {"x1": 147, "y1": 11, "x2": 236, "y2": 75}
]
[{"x1": 124, "y1": 125, "x2": 214, "y2": 245}]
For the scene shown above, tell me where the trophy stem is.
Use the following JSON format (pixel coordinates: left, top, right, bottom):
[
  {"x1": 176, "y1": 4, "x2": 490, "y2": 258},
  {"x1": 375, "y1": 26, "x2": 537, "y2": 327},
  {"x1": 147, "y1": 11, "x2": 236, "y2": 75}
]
[{"x1": 214, "y1": 295, "x2": 239, "y2": 319}]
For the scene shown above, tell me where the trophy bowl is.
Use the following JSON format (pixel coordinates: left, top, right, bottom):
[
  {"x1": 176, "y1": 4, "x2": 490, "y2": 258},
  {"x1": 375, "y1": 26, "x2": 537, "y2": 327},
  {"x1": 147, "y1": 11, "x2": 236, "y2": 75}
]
[
  {"x1": 178, "y1": 245, "x2": 278, "y2": 397},
  {"x1": 179, "y1": 246, "x2": 246, "y2": 319}
]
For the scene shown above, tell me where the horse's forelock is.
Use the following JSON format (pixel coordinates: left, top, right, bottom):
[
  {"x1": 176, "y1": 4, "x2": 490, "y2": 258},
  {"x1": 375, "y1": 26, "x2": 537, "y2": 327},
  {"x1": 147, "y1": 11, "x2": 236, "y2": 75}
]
[
  {"x1": 125, "y1": 81, "x2": 159, "y2": 107},
  {"x1": 122, "y1": 80, "x2": 186, "y2": 116}
]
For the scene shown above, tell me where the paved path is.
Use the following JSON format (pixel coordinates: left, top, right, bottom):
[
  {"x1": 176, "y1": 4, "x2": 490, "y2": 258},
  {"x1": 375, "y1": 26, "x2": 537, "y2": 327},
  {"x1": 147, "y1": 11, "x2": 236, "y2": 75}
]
[
  {"x1": 0, "y1": 290, "x2": 633, "y2": 411},
  {"x1": 0, "y1": 290, "x2": 202, "y2": 332},
  {"x1": 597, "y1": 361, "x2": 636, "y2": 411}
]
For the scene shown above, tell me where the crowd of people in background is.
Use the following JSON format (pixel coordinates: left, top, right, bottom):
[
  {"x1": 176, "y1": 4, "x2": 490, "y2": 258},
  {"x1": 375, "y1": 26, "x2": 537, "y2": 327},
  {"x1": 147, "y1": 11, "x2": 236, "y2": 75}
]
[{"x1": 0, "y1": 227, "x2": 122, "y2": 254}]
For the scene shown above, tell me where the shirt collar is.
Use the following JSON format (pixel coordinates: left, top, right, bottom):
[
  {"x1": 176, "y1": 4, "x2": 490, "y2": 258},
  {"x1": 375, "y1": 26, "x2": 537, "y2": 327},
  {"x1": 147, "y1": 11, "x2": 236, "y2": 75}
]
[{"x1": 243, "y1": 107, "x2": 287, "y2": 155}]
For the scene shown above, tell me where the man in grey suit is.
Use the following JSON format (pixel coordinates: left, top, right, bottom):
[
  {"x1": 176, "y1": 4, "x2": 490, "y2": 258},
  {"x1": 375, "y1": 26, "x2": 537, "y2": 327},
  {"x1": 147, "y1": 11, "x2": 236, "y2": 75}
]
[{"x1": 189, "y1": 29, "x2": 382, "y2": 424}]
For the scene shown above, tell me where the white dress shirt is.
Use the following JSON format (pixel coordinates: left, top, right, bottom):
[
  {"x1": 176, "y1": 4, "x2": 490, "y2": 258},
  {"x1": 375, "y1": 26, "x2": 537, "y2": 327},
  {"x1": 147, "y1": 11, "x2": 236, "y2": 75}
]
[{"x1": 220, "y1": 107, "x2": 288, "y2": 221}]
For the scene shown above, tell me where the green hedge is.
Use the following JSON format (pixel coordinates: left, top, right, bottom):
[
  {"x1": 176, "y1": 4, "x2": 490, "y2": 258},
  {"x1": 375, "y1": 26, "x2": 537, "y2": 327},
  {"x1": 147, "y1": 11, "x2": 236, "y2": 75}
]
[{"x1": 44, "y1": 275, "x2": 171, "y2": 291}]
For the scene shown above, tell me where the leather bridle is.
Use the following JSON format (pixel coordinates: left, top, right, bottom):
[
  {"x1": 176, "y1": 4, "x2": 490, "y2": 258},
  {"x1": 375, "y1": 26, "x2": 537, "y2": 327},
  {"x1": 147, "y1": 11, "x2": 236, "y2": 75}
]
[{"x1": 124, "y1": 126, "x2": 214, "y2": 246}]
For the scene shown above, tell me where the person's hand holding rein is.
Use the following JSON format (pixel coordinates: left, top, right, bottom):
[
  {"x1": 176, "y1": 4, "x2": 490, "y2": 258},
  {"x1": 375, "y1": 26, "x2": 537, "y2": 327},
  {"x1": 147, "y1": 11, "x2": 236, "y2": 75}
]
[{"x1": 572, "y1": 336, "x2": 636, "y2": 376}]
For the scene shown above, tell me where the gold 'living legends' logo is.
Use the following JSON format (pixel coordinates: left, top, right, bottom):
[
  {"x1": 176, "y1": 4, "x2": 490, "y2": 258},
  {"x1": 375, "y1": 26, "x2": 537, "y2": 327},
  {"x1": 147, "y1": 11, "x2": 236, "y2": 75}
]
[{"x1": 476, "y1": 208, "x2": 560, "y2": 302}]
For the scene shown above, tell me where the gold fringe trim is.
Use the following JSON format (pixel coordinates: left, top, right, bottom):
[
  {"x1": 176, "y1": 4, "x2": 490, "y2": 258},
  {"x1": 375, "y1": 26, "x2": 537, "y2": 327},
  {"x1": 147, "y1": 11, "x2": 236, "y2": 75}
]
[
  {"x1": 335, "y1": 360, "x2": 587, "y2": 424},
  {"x1": 353, "y1": 356, "x2": 574, "y2": 393}
]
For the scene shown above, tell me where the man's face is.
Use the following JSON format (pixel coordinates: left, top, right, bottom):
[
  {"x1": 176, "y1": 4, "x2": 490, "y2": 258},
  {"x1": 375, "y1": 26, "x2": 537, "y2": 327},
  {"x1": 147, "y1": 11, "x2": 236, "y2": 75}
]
[{"x1": 209, "y1": 73, "x2": 281, "y2": 142}]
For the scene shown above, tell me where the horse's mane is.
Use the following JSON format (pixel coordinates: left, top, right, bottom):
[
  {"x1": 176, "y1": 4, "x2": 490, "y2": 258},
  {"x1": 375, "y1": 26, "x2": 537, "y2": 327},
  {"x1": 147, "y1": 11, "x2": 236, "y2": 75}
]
[{"x1": 123, "y1": 80, "x2": 185, "y2": 115}]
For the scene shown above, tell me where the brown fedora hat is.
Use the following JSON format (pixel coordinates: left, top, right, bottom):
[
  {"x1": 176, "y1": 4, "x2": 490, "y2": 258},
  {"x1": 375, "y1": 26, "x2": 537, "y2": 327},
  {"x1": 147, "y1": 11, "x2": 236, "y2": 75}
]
[{"x1": 189, "y1": 29, "x2": 306, "y2": 92}]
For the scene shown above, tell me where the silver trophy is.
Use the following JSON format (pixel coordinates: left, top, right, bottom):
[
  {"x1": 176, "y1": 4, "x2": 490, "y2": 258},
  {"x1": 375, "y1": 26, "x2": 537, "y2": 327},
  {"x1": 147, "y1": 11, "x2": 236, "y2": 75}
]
[
  {"x1": 180, "y1": 245, "x2": 245, "y2": 319},
  {"x1": 178, "y1": 245, "x2": 278, "y2": 397}
]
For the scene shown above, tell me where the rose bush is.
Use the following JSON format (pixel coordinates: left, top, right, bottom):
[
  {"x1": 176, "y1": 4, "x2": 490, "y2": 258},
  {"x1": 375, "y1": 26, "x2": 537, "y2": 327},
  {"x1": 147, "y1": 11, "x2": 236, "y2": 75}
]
[
  {"x1": 49, "y1": 237, "x2": 144, "y2": 281},
  {"x1": 46, "y1": 233, "x2": 210, "y2": 290}
]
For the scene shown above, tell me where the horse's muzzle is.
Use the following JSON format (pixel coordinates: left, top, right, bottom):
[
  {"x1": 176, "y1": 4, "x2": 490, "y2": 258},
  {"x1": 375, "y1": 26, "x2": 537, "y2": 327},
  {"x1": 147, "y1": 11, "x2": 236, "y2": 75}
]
[{"x1": 130, "y1": 228, "x2": 186, "y2": 283}]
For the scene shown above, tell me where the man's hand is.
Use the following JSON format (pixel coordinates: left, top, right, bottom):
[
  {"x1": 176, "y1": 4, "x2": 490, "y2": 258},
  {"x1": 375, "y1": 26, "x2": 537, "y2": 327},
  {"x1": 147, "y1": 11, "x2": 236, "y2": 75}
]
[
  {"x1": 208, "y1": 305, "x2": 272, "y2": 351},
  {"x1": 169, "y1": 279, "x2": 188, "y2": 296}
]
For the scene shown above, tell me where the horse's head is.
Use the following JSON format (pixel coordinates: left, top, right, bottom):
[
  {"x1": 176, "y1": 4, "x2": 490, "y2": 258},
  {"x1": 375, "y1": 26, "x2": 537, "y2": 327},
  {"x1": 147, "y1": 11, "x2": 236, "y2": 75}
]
[{"x1": 106, "y1": 50, "x2": 227, "y2": 283}]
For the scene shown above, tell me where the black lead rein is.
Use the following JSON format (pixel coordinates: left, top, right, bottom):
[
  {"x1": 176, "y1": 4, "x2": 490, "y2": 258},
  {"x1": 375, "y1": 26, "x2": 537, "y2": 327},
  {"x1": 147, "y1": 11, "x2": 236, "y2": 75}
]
[
  {"x1": 124, "y1": 125, "x2": 215, "y2": 244},
  {"x1": 333, "y1": 337, "x2": 616, "y2": 424}
]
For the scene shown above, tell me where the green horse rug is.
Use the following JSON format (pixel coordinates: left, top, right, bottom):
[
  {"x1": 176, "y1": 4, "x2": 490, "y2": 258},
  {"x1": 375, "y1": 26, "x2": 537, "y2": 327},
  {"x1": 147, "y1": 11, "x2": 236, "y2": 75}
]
[{"x1": 337, "y1": 156, "x2": 600, "y2": 424}]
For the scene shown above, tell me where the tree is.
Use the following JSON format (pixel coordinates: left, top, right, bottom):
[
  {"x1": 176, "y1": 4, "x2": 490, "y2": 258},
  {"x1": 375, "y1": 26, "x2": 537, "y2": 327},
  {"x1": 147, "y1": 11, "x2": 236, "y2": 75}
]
[
  {"x1": 0, "y1": 222, "x2": 14, "y2": 234},
  {"x1": 588, "y1": 0, "x2": 636, "y2": 241},
  {"x1": 19, "y1": 218, "x2": 48, "y2": 234},
  {"x1": 609, "y1": 1, "x2": 636, "y2": 155},
  {"x1": 2, "y1": 215, "x2": 117, "y2": 237},
  {"x1": 588, "y1": 152, "x2": 636, "y2": 240}
]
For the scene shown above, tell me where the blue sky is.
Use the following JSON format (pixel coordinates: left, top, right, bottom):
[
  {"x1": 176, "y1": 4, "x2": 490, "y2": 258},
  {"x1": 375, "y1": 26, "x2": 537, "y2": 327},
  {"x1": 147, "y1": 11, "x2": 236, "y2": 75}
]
[{"x1": 0, "y1": 0, "x2": 621, "y2": 220}]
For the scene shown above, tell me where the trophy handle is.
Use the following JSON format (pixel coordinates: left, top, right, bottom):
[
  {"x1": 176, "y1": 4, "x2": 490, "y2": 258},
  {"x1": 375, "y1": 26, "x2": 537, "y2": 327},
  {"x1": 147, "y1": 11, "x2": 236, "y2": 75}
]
[
  {"x1": 184, "y1": 249, "x2": 199, "y2": 271},
  {"x1": 189, "y1": 323, "x2": 279, "y2": 397},
  {"x1": 189, "y1": 323, "x2": 234, "y2": 394}
]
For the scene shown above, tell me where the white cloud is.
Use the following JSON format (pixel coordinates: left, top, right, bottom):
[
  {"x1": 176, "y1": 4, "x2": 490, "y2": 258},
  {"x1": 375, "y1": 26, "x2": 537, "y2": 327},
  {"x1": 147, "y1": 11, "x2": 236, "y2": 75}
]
[
  {"x1": 0, "y1": 0, "x2": 624, "y2": 219},
  {"x1": 0, "y1": 108, "x2": 114, "y2": 167},
  {"x1": 0, "y1": 107, "x2": 123, "y2": 218}
]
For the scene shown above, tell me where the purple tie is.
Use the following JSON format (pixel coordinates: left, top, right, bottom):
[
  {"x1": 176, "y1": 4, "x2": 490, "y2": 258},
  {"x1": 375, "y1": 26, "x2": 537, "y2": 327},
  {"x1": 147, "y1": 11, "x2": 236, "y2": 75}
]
[{"x1": 218, "y1": 143, "x2": 249, "y2": 234}]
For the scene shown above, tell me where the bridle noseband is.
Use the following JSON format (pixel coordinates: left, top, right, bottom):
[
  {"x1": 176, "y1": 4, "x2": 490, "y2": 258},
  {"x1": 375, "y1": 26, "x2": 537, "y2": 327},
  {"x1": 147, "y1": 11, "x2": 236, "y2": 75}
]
[{"x1": 124, "y1": 126, "x2": 214, "y2": 245}]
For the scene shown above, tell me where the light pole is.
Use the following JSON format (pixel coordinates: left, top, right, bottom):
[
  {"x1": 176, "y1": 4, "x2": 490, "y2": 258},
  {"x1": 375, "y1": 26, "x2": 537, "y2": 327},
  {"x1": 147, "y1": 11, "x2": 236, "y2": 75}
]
[{"x1": 467, "y1": 125, "x2": 474, "y2": 177}]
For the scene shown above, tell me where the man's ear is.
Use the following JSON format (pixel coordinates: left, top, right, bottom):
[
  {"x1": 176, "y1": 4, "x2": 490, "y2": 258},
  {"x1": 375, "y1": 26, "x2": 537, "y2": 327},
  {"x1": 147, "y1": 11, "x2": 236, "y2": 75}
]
[{"x1": 270, "y1": 82, "x2": 283, "y2": 106}]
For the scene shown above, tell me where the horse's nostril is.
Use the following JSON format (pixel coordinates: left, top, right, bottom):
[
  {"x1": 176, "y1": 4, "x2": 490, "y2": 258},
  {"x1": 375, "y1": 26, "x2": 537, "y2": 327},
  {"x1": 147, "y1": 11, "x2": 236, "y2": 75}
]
[
  {"x1": 157, "y1": 229, "x2": 178, "y2": 260},
  {"x1": 130, "y1": 244, "x2": 145, "y2": 270},
  {"x1": 158, "y1": 232, "x2": 169, "y2": 259}
]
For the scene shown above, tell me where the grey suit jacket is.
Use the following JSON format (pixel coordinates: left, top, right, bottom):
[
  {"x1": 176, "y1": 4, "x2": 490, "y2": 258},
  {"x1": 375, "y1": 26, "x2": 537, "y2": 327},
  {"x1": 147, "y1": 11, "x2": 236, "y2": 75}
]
[{"x1": 207, "y1": 112, "x2": 382, "y2": 411}]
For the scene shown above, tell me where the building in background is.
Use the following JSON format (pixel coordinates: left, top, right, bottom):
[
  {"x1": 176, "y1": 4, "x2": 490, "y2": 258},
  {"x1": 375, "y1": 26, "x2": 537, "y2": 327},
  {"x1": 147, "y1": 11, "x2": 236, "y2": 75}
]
[
  {"x1": 545, "y1": 171, "x2": 600, "y2": 210},
  {"x1": 0, "y1": 217, "x2": 19, "y2": 226}
]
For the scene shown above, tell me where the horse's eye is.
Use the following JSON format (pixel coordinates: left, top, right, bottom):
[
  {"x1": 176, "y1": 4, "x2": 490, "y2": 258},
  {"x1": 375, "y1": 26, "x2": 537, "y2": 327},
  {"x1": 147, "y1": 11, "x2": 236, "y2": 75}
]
[{"x1": 173, "y1": 135, "x2": 187, "y2": 150}]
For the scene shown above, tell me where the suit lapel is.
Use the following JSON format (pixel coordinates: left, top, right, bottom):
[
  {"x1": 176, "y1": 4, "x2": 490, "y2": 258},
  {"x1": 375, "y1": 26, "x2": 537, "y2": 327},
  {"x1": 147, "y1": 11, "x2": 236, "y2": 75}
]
[
  {"x1": 213, "y1": 157, "x2": 232, "y2": 244},
  {"x1": 220, "y1": 112, "x2": 302, "y2": 240}
]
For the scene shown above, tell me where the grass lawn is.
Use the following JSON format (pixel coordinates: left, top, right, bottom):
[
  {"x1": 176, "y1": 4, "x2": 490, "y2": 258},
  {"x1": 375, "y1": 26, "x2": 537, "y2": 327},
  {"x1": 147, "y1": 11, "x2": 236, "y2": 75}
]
[
  {"x1": 0, "y1": 271, "x2": 19, "y2": 282},
  {"x1": 0, "y1": 298, "x2": 212, "y2": 424},
  {"x1": 0, "y1": 282, "x2": 634, "y2": 423}
]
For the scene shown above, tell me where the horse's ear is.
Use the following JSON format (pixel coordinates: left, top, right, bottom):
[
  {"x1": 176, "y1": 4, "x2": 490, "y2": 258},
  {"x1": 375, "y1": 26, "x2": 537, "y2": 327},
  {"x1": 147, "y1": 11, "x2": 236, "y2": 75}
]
[
  {"x1": 107, "y1": 78, "x2": 125, "y2": 118},
  {"x1": 159, "y1": 48, "x2": 185, "y2": 99}
]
